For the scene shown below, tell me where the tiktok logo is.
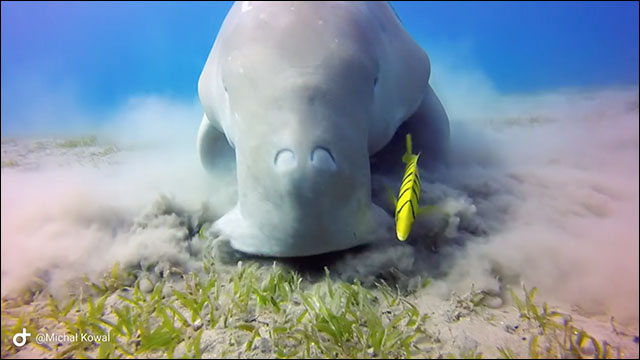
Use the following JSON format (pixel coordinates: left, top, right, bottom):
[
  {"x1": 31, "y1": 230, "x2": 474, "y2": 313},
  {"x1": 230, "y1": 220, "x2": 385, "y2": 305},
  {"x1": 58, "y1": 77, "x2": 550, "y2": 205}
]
[{"x1": 12, "y1": 328, "x2": 31, "y2": 347}]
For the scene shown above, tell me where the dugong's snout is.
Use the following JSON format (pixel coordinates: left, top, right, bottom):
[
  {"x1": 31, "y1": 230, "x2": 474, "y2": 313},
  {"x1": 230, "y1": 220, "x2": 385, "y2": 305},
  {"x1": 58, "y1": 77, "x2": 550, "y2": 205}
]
[
  {"x1": 215, "y1": 135, "x2": 390, "y2": 257},
  {"x1": 265, "y1": 142, "x2": 362, "y2": 209}
]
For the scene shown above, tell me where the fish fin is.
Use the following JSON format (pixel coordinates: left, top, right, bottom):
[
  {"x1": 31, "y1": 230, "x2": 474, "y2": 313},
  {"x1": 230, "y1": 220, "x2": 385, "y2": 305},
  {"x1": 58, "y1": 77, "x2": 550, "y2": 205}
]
[
  {"x1": 416, "y1": 204, "x2": 439, "y2": 217},
  {"x1": 402, "y1": 133, "x2": 413, "y2": 164},
  {"x1": 384, "y1": 184, "x2": 398, "y2": 207}
]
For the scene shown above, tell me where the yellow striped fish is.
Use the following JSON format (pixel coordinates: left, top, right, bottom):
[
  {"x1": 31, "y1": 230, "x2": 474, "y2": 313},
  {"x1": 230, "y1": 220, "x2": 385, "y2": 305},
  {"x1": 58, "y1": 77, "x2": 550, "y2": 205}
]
[{"x1": 395, "y1": 134, "x2": 421, "y2": 241}]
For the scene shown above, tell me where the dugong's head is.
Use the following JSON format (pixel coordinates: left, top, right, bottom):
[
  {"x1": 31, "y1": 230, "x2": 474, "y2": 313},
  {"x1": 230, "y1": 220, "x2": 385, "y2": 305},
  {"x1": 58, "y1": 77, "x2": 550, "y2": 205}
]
[{"x1": 199, "y1": 2, "x2": 430, "y2": 257}]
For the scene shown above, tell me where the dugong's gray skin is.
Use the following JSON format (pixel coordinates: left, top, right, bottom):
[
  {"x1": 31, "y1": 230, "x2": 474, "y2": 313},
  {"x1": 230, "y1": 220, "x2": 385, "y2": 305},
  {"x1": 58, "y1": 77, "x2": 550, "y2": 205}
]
[{"x1": 197, "y1": 1, "x2": 449, "y2": 257}]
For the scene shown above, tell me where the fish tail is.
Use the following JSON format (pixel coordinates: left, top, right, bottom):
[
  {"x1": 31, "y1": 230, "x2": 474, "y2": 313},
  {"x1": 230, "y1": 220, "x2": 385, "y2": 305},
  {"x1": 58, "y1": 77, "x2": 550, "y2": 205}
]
[{"x1": 402, "y1": 133, "x2": 413, "y2": 164}]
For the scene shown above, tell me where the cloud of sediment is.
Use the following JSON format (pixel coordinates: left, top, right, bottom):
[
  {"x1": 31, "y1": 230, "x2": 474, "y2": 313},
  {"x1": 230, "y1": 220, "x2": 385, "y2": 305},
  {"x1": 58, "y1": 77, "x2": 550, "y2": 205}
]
[
  {"x1": 419, "y1": 51, "x2": 639, "y2": 326},
  {"x1": 1, "y1": 46, "x2": 638, "y2": 328}
]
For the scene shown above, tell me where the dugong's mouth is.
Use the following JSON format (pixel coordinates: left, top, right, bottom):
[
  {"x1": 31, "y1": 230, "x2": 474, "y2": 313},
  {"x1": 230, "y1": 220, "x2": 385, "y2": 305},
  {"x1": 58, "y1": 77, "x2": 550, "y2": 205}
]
[{"x1": 213, "y1": 200, "x2": 392, "y2": 258}]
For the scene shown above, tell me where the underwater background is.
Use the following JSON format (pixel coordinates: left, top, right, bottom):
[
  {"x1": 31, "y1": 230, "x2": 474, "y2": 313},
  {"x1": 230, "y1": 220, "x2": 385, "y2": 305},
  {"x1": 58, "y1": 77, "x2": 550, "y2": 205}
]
[
  {"x1": 1, "y1": 1, "x2": 638, "y2": 134},
  {"x1": 1, "y1": 1, "x2": 639, "y2": 358}
]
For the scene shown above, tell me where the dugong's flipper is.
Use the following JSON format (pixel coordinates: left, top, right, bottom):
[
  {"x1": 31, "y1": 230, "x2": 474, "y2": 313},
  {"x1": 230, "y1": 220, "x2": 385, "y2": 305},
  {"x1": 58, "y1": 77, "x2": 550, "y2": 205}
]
[
  {"x1": 197, "y1": 114, "x2": 238, "y2": 222},
  {"x1": 371, "y1": 84, "x2": 450, "y2": 177},
  {"x1": 406, "y1": 84, "x2": 450, "y2": 168},
  {"x1": 197, "y1": 114, "x2": 236, "y2": 176}
]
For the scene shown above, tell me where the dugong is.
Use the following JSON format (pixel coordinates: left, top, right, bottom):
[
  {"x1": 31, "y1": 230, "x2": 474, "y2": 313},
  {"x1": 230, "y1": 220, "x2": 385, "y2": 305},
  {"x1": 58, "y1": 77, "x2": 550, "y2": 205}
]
[{"x1": 197, "y1": 1, "x2": 449, "y2": 257}]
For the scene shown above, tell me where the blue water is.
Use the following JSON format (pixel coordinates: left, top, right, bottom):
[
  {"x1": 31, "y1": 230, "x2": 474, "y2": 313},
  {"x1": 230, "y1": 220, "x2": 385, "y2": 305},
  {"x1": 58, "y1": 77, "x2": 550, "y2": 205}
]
[{"x1": 1, "y1": 1, "x2": 638, "y2": 135}]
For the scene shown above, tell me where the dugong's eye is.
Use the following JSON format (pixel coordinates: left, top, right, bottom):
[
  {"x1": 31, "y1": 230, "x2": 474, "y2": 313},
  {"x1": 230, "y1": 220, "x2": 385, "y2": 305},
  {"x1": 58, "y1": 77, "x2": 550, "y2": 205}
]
[{"x1": 373, "y1": 77, "x2": 378, "y2": 87}]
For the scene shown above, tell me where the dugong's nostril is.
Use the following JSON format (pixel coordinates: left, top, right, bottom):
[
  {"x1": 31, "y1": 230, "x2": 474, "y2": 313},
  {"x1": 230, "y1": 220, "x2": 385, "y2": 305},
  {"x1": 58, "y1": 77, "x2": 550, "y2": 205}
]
[
  {"x1": 274, "y1": 148, "x2": 297, "y2": 171},
  {"x1": 311, "y1": 146, "x2": 336, "y2": 171}
]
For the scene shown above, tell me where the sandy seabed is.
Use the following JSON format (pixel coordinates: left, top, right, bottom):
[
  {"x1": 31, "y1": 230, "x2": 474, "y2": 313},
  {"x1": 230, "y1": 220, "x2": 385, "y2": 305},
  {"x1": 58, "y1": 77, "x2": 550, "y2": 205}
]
[{"x1": 1, "y1": 88, "x2": 638, "y2": 358}]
